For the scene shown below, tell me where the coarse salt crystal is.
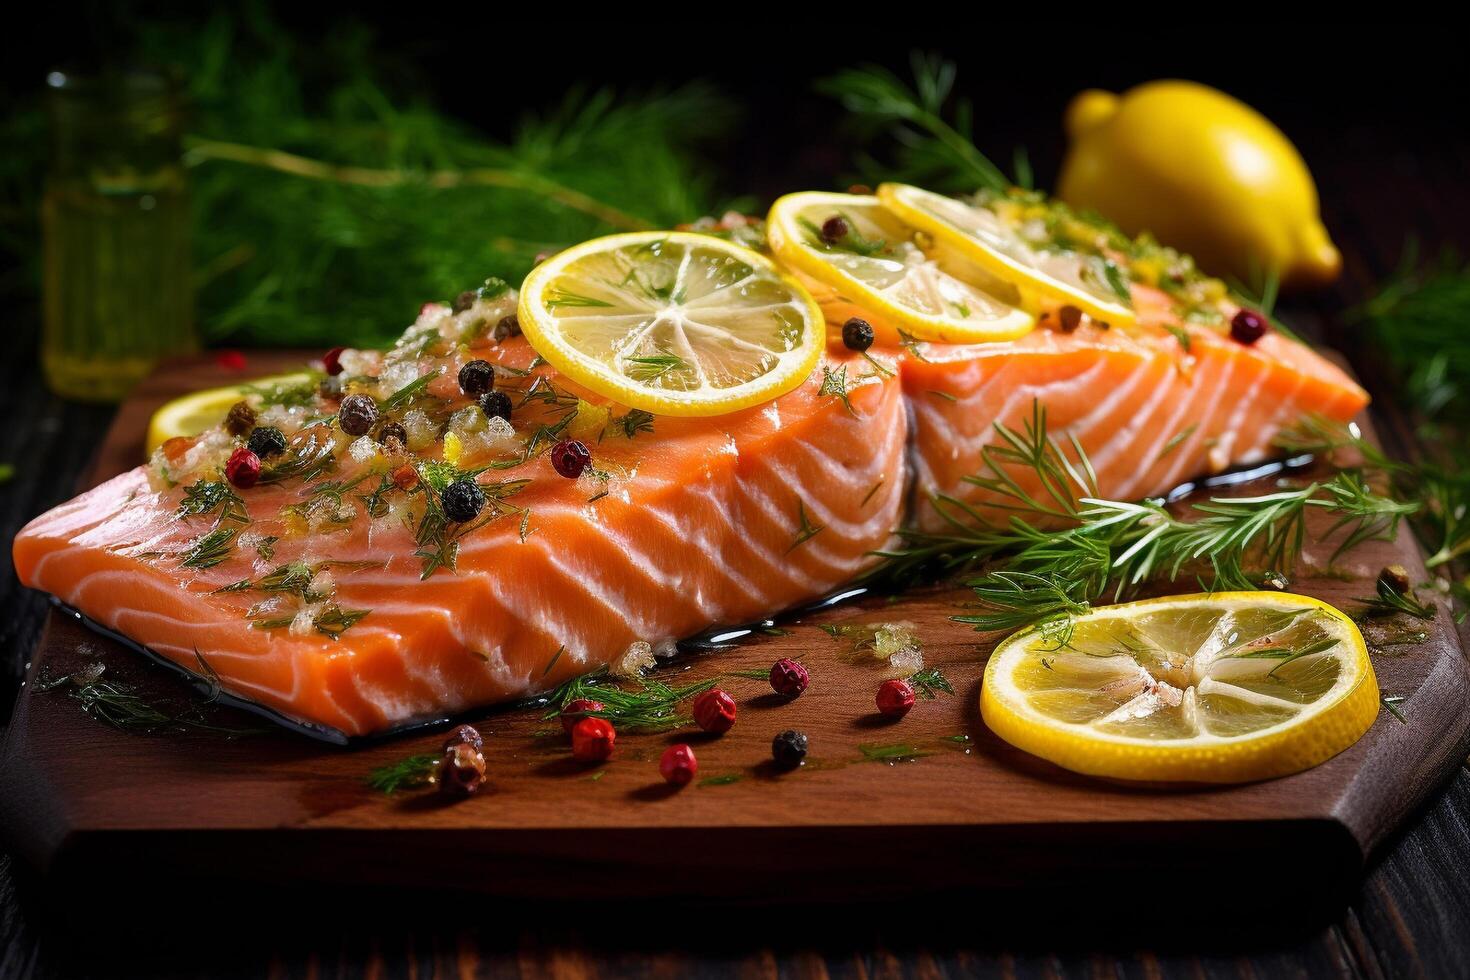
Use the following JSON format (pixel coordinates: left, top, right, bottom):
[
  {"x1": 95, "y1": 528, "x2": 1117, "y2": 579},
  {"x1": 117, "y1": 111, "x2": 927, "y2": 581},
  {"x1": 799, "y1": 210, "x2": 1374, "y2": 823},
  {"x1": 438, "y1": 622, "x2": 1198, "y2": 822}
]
[
  {"x1": 887, "y1": 647, "x2": 924, "y2": 679},
  {"x1": 290, "y1": 603, "x2": 324, "y2": 637},
  {"x1": 348, "y1": 436, "x2": 378, "y2": 465},
  {"x1": 611, "y1": 640, "x2": 655, "y2": 679}
]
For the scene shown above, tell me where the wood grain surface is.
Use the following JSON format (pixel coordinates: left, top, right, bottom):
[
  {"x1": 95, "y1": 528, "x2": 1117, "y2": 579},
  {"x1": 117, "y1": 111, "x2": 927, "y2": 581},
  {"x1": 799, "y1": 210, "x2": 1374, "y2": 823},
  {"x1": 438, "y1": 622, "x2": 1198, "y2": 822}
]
[
  {"x1": 2, "y1": 348, "x2": 1468, "y2": 932},
  {"x1": 4, "y1": 94, "x2": 1470, "y2": 980}
]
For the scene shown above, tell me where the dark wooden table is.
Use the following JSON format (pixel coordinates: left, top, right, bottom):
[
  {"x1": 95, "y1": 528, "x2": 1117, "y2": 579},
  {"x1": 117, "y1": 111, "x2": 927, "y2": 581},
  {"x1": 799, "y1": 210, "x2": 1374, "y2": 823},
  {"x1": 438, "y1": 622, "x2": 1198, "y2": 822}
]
[{"x1": 3, "y1": 132, "x2": 1470, "y2": 979}]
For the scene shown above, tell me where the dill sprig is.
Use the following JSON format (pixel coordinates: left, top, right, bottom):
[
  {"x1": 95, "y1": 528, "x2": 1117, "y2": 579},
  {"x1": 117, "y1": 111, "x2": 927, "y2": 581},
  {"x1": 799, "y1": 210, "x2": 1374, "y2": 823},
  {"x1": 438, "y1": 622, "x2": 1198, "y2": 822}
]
[
  {"x1": 0, "y1": 10, "x2": 746, "y2": 347},
  {"x1": 37, "y1": 664, "x2": 265, "y2": 736},
  {"x1": 541, "y1": 670, "x2": 719, "y2": 732},
  {"x1": 907, "y1": 667, "x2": 954, "y2": 699},
  {"x1": 817, "y1": 54, "x2": 1015, "y2": 194},
  {"x1": 367, "y1": 754, "x2": 440, "y2": 795},
  {"x1": 178, "y1": 480, "x2": 250, "y2": 524}
]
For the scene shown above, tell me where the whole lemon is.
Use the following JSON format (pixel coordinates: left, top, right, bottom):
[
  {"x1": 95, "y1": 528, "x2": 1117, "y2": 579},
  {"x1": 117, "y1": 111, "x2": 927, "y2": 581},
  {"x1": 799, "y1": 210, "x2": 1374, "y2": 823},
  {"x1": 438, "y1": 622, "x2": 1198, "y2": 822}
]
[{"x1": 1057, "y1": 81, "x2": 1340, "y2": 290}]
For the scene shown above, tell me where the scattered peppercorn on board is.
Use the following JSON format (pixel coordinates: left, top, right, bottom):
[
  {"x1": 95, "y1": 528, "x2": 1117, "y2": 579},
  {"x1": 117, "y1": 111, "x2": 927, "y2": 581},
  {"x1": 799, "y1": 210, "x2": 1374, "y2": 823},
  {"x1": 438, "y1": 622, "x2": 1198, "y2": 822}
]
[{"x1": 2, "y1": 352, "x2": 1468, "y2": 906}]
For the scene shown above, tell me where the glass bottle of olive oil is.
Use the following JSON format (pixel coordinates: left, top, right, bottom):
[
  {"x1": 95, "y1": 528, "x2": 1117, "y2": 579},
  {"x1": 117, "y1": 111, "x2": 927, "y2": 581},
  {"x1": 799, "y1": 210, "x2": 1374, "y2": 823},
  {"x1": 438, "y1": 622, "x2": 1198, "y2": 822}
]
[{"x1": 42, "y1": 70, "x2": 194, "y2": 402}]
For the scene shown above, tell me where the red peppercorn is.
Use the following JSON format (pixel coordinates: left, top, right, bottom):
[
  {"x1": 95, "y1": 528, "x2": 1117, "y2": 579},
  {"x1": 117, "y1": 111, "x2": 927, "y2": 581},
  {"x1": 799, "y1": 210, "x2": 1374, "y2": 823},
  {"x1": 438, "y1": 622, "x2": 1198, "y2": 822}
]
[
  {"x1": 876, "y1": 678, "x2": 916, "y2": 718},
  {"x1": 1230, "y1": 308, "x2": 1269, "y2": 345},
  {"x1": 225, "y1": 447, "x2": 261, "y2": 489},
  {"x1": 550, "y1": 439, "x2": 591, "y2": 479},
  {"x1": 322, "y1": 346, "x2": 347, "y2": 376},
  {"x1": 768, "y1": 658, "x2": 809, "y2": 698},
  {"x1": 559, "y1": 697, "x2": 606, "y2": 734},
  {"x1": 390, "y1": 464, "x2": 419, "y2": 490},
  {"x1": 571, "y1": 717, "x2": 616, "y2": 762},
  {"x1": 214, "y1": 349, "x2": 248, "y2": 372},
  {"x1": 659, "y1": 743, "x2": 698, "y2": 786},
  {"x1": 439, "y1": 742, "x2": 487, "y2": 798},
  {"x1": 692, "y1": 688, "x2": 737, "y2": 734}
]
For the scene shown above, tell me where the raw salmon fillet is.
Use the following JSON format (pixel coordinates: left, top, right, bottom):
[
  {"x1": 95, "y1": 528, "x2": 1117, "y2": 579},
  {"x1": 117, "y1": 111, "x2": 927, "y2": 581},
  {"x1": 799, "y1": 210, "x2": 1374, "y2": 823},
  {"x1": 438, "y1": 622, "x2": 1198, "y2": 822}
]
[{"x1": 13, "y1": 285, "x2": 1366, "y2": 738}]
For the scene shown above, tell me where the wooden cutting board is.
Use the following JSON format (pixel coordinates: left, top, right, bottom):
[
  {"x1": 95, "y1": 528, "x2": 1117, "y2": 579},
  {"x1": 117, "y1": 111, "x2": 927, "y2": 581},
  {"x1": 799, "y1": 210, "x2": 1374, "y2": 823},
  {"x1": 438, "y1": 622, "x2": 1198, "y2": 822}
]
[{"x1": 3, "y1": 352, "x2": 1468, "y2": 911}]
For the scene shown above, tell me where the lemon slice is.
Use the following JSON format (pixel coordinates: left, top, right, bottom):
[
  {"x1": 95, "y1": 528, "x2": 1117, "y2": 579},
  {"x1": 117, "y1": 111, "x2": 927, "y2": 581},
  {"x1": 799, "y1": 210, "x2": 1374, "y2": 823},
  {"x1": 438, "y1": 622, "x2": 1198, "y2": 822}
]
[
  {"x1": 765, "y1": 191, "x2": 1034, "y2": 344},
  {"x1": 981, "y1": 592, "x2": 1379, "y2": 783},
  {"x1": 517, "y1": 232, "x2": 824, "y2": 417},
  {"x1": 877, "y1": 182, "x2": 1137, "y2": 328},
  {"x1": 145, "y1": 373, "x2": 310, "y2": 455}
]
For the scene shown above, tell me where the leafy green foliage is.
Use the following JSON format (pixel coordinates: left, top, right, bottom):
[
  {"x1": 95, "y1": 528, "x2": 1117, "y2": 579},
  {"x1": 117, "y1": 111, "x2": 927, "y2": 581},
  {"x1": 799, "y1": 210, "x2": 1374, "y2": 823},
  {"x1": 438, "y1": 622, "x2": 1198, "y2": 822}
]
[
  {"x1": 5, "y1": 8, "x2": 745, "y2": 347},
  {"x1": 817, "y1": 54, "x2": 1017, "y2": 194}
]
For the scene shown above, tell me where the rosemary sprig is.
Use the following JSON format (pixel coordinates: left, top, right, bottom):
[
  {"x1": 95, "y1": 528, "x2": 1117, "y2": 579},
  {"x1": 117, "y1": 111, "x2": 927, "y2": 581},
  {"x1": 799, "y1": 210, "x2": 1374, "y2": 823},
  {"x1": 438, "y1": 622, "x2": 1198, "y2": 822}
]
[
  {"x1": 875, "y1": 402, "x2": 1413, "y2": 633},
  {"x1": 1356, "y1": 577, "x2": 1436, "y2": 621}
]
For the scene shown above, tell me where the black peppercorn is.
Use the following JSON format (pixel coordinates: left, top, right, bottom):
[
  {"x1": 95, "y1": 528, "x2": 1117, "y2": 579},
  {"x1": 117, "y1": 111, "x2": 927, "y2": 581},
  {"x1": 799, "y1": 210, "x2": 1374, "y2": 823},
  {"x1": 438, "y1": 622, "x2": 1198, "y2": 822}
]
[
  {"x1": 338, "y1": 394, "x2": 378, "y2": 436},
  {"x1": 452, "y1": 290, "x2": 478, "y2": 313},
  {"x1": 820, "y1": 216, "x2": 849, "y2": 243},
  {"x1": 458, "y1": 359, "x2": 495, "y2": 396},
  {"x1": 1057, "y1": 305, "x2": 1083, "y2": 332},
  {"x1": 443, "y1": 723, "x2": 484, "y2": 752},
  {"x1": 246, "y1": 426, "x2": 288, "y2": 459},
  {"x1": 224, "y1": 400, "x2": 257, "y2": 437},
  {"x1": 771, "y1": 730, "x2": 808, "y2": 768},
  {"x1": 493, "y1": 314, "x2": 521, "y2": 341},
  {"x1": 438, "y1": 743, "x2": 487, "y2": 798},
  {"x1": 442, "y1": 478, "x2": 486, "y2": 523},
  {"x1": 842, "y1": 317, "x2": 875, "y2": 352},
  {"x1": 377, "y1": 421, "x2": 408, "y2": 447},
  {"x1": 550, "y1": 439, "x2": 591, "y2": 479},
  {"x1": 479, "y1": 390, "x2": 513, "y2": 423},
  {"x1": 1230, "y1": 308, "x2": 1269, "y2": 345}
]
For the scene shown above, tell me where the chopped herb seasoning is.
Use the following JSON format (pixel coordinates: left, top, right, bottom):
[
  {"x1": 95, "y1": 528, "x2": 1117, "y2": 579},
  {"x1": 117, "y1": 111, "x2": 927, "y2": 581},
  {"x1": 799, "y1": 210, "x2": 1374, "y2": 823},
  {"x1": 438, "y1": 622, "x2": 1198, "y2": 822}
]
[
  {"x1": 818, "y1": 364, "x2": 856, "y2": 415},
  {"x1": 367, "y1": 753, "x2": 440, "y2": 794},
  {"x1": 787, "y1": 499, "x2": 825, "y2": 553}
]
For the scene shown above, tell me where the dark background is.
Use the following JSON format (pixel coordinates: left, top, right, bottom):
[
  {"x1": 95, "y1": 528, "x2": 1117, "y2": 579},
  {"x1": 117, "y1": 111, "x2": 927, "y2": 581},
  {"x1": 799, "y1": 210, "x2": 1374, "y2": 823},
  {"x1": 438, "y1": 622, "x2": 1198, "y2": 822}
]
[{"x1": 3, "y1": 9, "x2": 1470, "y2": 979}]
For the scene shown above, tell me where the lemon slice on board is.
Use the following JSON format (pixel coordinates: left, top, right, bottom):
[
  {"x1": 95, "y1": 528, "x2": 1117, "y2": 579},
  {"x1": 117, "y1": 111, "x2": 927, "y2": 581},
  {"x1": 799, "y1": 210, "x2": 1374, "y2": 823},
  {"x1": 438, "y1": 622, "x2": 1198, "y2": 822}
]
[
  {"x1": 765, "y1": 191, "x2": 1034, "y2": 344},
  {"x1": 145, "y1": 373, "x2": 311, "y2": 455},
  {"x1": 877, "y1": 182, "x2": 1137, "y2": 328},
  {"x1": 980, "y1": 592, "x2": 1379, "y2": 783},
  {"x1": 518, "y1": 232, "x2": 824, "y2": 417}
]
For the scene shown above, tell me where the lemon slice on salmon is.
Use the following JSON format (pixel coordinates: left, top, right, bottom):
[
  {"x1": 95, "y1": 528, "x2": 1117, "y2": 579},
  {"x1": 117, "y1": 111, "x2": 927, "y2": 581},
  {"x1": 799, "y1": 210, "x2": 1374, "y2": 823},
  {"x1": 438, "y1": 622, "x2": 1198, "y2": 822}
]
[
  {"x1": 517, "y1": 232, "x2": 824, "y2": 417},
  {"x1": 146, "y1": 373, "x2": 312, "y2": 455},
  {"x1": 981, "y1": 592, "x2": 1379, "y2": 783},
  {"x1": 765, "y1": 191, "x2": 1034, "y2": 344},
  {"x1": 877, "y1": 182, "x2": 1137, "y2": 328}
]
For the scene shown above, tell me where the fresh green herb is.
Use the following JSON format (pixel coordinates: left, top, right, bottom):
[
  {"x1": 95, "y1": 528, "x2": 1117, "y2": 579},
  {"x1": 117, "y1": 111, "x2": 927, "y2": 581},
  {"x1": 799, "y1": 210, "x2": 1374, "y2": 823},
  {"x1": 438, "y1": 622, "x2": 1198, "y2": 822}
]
[
  {"x1": 858, "y1": 742, "x2": 936, "y2": 763},
  {"x1": 787, "y1": 499, "x2": 825, "y2": 554},
  {"x1": 818, "y1": 364, "x2": 857, "y2": 415},
  {"x1": 817, "y1": 54, "x2": 1013, "y2": 194},
  {"x1": 1101, "y1": 260, "x2": 1132, "y2": 303},
  {"x1": 260, "y1": 429, "x2": 338, "y2": 485},
  {"x1": 541, "y1": 645, "x2": 564, "y2": 678},
  {"x1": 179, "y1": 527, "x2": 238, "y2": 569},
  {"x1": 699, "y1": 773, "x2": 744, "y2": 787},
  {"x1": 896, "y1": 328, "x2": 932, "y2": 363},
  {"x1": 1381, "y1": 694, "x2": 1408, "y2": 724},
  {"x1": 367, "y1": 754, "x2": 440, "y2": 795},
  {"x1": 251, "y1": 603, "x2": 371, "y2": 639},
  {"x1": 37, "y1": 664, "x2": 264, "y2": 736},
  {"x1": 1156, "y1": 424, "x2": 1198, "y2": 462},
  {"x1": 871, "y1": 402, "x2": 1412, "y2": 631},
  {"x1": 626, "y1": 354, "x2": 685, "y2": 381},
  {"x1": 927, "y1": 389, "x2": 958, "y2": 402},
  {"x1": 541, "y1": 670, "x2": 720, "y2": 732},
  {"x1": 610, "y1": 408, "x2": 655, "y2": 439},
  {"x1": 1356, "y1": 577, "x2": 1436, "y2": 621},
  {"x1": 242, "y1": 373, "x2": 322, "y2": 409},
  {"x1": 382, "y1": 369, "x2": 443, "y2": 412},
  {"x1": 545, "y1": 288, "x2": 615, "y2": 310},
  {"x1": 798, "y1": 215, "x2": 890, "y2": 257},
  {"x1": 906, "y1": 667, "x2": 954, "y2": 699},
  {"x1": 1163, "y1": 324, "x2": 1192, "y2": 352},
  {"x1": 178, "y1": 480, "x2": 250, "y2": 524}
]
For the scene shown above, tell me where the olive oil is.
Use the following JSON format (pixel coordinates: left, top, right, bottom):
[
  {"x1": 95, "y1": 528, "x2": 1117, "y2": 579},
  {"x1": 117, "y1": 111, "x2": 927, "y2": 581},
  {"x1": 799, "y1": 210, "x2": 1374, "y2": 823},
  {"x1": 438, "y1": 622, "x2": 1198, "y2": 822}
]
[{"x1": 41, "y1": 71, "x2": 194, "y2": 402}]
